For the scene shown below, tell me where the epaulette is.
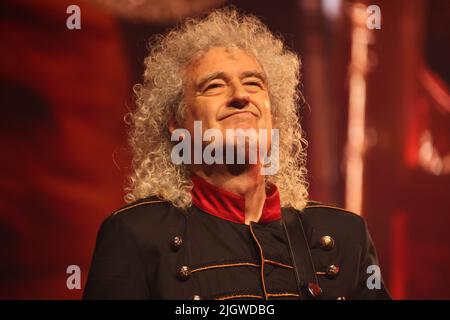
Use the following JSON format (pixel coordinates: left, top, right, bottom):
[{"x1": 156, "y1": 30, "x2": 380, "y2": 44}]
[
  {"x1": 305, "y1": 200, "x2": 362, "y2": 217},
  {"x1": 112, "y1": 196, "x2": 168, "y2": 216}
]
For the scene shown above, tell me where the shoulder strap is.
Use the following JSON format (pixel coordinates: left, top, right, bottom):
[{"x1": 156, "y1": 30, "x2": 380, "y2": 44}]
[{"x1": 281, "y1": 208, "x2": 321, "y2": 299}]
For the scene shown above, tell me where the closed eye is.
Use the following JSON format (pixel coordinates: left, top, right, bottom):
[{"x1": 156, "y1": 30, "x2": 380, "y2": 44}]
[
  {"x1": 245, "y1": 82, "x2": 263, "y2": 87},
  {"x1": 203, "y1": 83, "x2": 226, "y2": 93},
  {"x1": 244, "y1": 81, "x2": 264, "y2": 90},
  {"x1": 205, "y1": 83, "x2": 224, "y2": 90}
]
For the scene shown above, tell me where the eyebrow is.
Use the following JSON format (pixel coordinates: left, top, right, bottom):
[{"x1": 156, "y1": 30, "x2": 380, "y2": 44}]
[{"x1": 195, "y1": 70, "x2": 267, "y2": 91}]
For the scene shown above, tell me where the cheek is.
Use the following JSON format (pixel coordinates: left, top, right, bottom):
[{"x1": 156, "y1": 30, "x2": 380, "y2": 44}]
[
  {"x1": 199, "y1": 98, "x2": 225, "y2": 119},
  {"x1": 184, "y1": 100, "x2": 221, "y2": 130},
  {"x1": 185, "y1": 101, "x2": 207, "y2": 122},
  {"x1": 178, "y1": 104, "x2": 202, "y2": 135},
  {"x1": 261, "y1": 99, "x2": 273, "y2": 125}
]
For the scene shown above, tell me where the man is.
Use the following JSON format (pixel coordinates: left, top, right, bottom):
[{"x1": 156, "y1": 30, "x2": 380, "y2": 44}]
[{"x1": 83, "y1": 8, "x2": 391, "y2": 300}]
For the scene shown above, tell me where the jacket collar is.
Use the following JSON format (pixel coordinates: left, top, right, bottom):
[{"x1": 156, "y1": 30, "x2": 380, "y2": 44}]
[{"x1": 190, "y1": 174, "x2": 281, "y2": 224}]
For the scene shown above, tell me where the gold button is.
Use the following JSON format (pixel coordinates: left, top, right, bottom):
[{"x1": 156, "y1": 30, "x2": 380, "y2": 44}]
[
  {"x1": 326, "y1": 264, "x2": 340, "y2": 278},
  {"x1": 177, "y1": 265, "x2": 191, "y2": 280},
  {"x1": 319, "y1": 235, "x2": 335, "y2": 250},
  {"x1": 171, "y1": 236, "x2": 183, "y2": 251}
]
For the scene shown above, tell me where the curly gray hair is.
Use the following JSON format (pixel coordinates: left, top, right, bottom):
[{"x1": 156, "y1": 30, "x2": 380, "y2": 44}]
[{"x1": 126, "y1": 7, "x2": 309, "y2": 210}]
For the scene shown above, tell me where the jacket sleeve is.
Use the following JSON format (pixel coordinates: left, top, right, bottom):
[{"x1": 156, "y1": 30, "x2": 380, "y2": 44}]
[
  {"x1": 83, "y1": 214, "x2": 150, "y2": 299},
  {"x1": 349, "y1": 218, "x2": 392, "y2": 300}
]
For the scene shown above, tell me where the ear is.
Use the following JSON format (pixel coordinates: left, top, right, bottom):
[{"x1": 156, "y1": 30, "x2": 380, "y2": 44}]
[{"x1": 167, "y1": 116, "x2": 178, "y2": 135}]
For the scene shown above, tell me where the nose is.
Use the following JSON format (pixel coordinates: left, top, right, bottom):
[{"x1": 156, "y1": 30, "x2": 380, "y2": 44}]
[{"x1": 228, "y1": 85, "x2": 250, "y2": 109}]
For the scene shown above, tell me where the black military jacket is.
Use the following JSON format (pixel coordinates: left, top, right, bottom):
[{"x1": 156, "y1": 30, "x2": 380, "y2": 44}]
[{"x1": 83, "y1": 196, "x2": 391, "y2": 300}]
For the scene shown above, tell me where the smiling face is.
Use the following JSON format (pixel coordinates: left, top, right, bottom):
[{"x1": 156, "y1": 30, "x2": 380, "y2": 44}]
[{"x1": 178, "y1": 46, "x2": 273, "y2": 143}]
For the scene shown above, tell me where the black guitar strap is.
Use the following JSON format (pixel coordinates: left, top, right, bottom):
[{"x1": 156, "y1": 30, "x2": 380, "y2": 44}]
[{"x1": 281, "y1": 208, "x2": 321, "y2": 300}]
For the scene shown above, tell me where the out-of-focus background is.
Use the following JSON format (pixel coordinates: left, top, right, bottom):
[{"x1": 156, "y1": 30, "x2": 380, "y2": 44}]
[{"x1": 0, "y1": 0, "x2": 449, "y2": 299}]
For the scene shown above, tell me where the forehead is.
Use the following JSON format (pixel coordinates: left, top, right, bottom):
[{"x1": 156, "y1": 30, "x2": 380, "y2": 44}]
[{"x1": 185, "y1": 47, "x2": 262, "y2": 81}]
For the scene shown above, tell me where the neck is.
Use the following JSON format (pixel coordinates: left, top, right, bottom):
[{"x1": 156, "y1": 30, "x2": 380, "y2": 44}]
[{"x1": 190, "y1": 164, "x2": 266, "y2": 225}]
